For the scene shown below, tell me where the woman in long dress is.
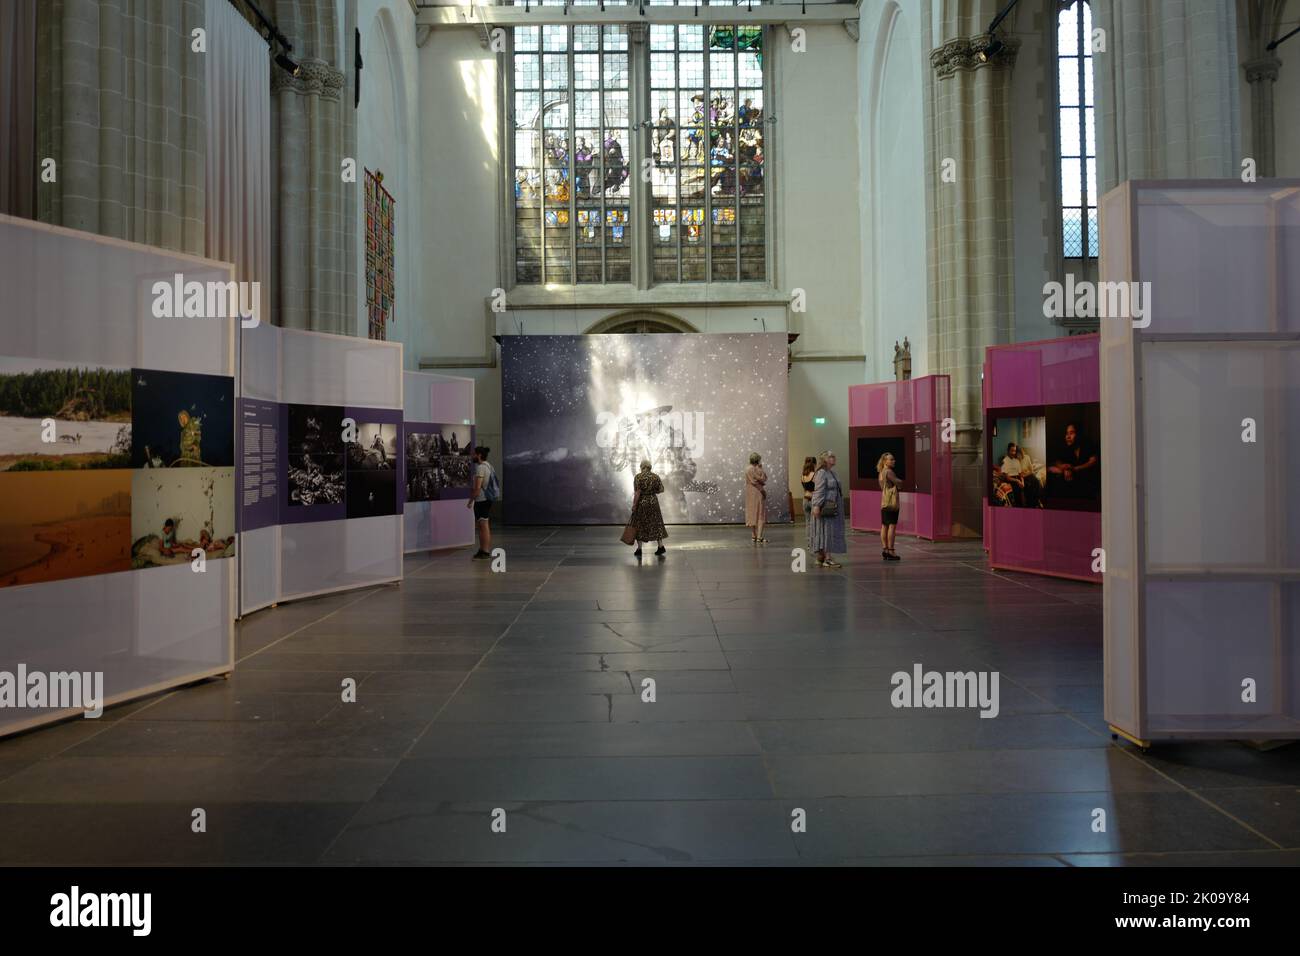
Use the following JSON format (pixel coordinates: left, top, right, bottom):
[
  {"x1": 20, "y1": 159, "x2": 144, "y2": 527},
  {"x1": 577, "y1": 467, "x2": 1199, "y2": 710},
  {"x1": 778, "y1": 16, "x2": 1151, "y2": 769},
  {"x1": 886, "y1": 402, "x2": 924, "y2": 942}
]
[
  {"x1": 630, "y1": 459, "x2": 668, "y2": 559},
  {"x1": 744, "y1": 452, "x2": 768, "y2": 543},
  {"x1": 809, "y1": 451, "x2": 846, "y2": 568}
]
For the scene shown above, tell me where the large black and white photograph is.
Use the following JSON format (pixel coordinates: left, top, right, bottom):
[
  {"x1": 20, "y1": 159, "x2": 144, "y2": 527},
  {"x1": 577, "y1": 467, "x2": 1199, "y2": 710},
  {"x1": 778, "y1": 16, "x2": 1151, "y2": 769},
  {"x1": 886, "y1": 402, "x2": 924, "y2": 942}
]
[
  {"x1": 501, "y1": 333, "x2": 788, "y2": 524},
  {"x1": 346, "y1": 420, "x2": 399, "y2": 518},
  {"x1": 405, "y1": 423, "x2": 475, "y2": 502},
  {"x1": 285, "y1": 404, "x2": 345, "y2": 509}
]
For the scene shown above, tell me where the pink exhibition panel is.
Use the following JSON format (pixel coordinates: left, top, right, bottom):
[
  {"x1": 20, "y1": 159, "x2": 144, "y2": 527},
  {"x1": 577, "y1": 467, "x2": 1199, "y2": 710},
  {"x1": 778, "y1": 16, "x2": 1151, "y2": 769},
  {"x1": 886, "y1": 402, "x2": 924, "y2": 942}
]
[
  {"x1": 984, "y1": 335, "x2": 1102, "y2": 583},
  {"x1": 847, "y1": 376, "x2": 951, "y2": 541}
]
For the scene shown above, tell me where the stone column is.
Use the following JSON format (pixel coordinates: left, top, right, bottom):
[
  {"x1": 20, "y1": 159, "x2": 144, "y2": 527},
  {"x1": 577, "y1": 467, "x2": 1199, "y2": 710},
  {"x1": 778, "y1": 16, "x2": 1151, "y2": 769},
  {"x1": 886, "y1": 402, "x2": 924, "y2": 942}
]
[
  {"x1": 35, "y1": 0, "x2": 207, "y2": 254},
  {"x1": 1241, "y1": 0, "x2": 1287, "y2": 178},
  {"x1": 1091, "y1": 0, "x2": 1241, "y2": 194},
  {"x1": 925, "y1": 4, "x2": 1020, "y2": 536},
  {"x1": 269, "y1": 0, "x2": 356, "y2": 334}
]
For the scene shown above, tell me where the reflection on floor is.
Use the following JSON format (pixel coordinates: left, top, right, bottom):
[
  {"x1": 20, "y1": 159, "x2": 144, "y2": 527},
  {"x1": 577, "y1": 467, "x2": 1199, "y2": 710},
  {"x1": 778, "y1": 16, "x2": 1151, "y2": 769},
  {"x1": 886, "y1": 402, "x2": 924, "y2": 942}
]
[{"x1": 2, "y1": 524, "x2": 1298, "y2": 865}]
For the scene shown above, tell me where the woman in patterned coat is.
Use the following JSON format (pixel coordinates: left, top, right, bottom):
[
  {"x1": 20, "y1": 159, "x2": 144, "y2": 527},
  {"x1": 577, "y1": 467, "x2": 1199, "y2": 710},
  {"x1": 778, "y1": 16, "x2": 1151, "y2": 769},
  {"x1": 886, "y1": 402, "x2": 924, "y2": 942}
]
[{"x1": 630, "y1": 459, "x2": 668, "y2": 558}]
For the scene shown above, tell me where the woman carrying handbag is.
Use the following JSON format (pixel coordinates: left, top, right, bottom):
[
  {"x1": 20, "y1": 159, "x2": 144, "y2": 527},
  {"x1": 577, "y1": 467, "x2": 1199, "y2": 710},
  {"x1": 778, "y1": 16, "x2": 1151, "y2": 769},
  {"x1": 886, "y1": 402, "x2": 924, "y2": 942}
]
[
  {"x1": 625, "y1": 459, "x2": 668, "y2": 558},
  {"x1": 808, "y1": 451, "x2": 846, "y2": 568},
  {"x1": 878, "y1": 452, "x2": 902, "y2": 561}
]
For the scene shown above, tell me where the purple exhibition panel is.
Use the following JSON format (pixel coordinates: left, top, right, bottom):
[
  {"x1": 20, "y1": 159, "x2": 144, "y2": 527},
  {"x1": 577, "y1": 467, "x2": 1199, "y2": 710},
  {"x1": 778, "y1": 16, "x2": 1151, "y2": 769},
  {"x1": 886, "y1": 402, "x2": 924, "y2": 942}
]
[
  {"x1": 847, "y1": 375, "x2": 951, "y2": 541},
  {"x1": 237, "y1": 398, "x2": 280, "y2": 532},
  {"x1": 984, "y1": 335, "x2": 1101, "y2": 583}
]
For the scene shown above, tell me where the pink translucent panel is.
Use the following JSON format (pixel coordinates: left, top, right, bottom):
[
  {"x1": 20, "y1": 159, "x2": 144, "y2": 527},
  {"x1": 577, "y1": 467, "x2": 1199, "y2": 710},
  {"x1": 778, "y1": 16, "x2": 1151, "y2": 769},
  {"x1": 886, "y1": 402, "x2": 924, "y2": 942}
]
[
  {"x1": 985, "y1": 336, "x2": 1101, "y2": 581},
  {"x1": 985, "y1": 334, "x2": 1100, "y2": 408},
  {"x1": 987, "y1": 508, "x2": 1103, "y2": 582},
  {"x1": 848, "y1": 376, "x2": 951, "y2": 540}
]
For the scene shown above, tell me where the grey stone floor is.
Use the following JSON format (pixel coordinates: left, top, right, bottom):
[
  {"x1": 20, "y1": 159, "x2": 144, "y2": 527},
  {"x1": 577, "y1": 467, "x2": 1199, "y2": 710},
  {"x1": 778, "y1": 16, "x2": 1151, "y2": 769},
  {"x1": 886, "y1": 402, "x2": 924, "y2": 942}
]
[{"x1": 2, "y1": 524, "x2": 1299, "y2": 865}]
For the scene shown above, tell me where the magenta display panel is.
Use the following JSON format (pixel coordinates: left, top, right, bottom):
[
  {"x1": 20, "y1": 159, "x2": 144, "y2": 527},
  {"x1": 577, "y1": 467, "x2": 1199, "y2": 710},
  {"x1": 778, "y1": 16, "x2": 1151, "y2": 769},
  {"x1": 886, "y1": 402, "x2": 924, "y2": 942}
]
[
  {"x1": 984, "y1": 335, "x2": 1101, "y2": 583},
  {"x1": 847, "y1": 376, "x2": 951, "y2": 540}
]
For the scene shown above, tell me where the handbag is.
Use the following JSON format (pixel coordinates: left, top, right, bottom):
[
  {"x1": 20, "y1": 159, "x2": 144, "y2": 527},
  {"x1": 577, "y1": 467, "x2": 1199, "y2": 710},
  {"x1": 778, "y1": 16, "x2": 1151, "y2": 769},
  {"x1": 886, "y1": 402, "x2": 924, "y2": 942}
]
[
  {"x1": 816, "y1": 472, "x2": 840, "y2": 517},
  {"x1": 621, "y1": 523, "x2": 638, "y2": 546},
  {"x1": 881, "y1": 482, "x2": 899, "y2": 511}
]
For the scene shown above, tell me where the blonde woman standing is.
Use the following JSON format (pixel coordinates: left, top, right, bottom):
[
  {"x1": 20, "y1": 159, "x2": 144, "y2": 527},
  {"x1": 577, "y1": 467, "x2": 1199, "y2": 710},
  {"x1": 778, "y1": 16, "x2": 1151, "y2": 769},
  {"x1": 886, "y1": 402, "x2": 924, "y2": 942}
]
[
  {"x1": 744, "y1": 452, "x2": 768, "y2": 543},
  {"x1": 809, "y1": 451, "x2": 846, "y2": 568},
  {"x1": 878, "y1": 452, "x2": 902, "y2": 561}
]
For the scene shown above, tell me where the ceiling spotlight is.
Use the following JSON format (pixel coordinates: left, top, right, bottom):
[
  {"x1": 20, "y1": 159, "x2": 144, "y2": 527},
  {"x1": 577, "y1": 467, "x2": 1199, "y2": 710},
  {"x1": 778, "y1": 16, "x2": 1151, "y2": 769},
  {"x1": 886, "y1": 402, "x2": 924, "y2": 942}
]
[
  {"x1": 977, "y1": 35, "x2": 1004, "y2": 62},
  {"x1": 275, "y1": 50, "x2": 301, "y2": 76}
]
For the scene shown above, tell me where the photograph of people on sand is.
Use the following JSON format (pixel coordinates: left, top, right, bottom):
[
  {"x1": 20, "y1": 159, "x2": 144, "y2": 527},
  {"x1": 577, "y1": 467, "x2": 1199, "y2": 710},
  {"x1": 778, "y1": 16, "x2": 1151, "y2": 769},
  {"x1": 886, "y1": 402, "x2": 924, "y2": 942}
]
[
  {"x1": 130, "y1": 468, "x2": 236, "y2": 569},
  {"x1": 0, "y1": 470, "x2": 132, "y2": 588},
  {"x1": 0, "y1": 357, "x2": 132, "y2": 472}
]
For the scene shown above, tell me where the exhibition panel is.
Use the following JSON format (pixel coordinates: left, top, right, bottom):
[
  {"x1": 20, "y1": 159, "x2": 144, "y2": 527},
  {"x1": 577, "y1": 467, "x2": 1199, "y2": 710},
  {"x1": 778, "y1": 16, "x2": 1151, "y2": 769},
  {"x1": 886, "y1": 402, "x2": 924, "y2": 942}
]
[
  {"x1": 403, "y1": 371, "x2": 476, "y2": 553},
  {"x1": 0, "y1": 215, "x2": 236, "y2": 736},
  {"x1": 983, "y1": 335, "x2": 1102, "y2": 583},
  {"x1": 847, "y1": 375, "x2": 952, "y2": 540},
  {"x1": 235, "y1": 326, "x2": 405, "y2": 614},
  {"x1": 500, "y1": 333, "x2": 789, "y2": 525},
  {"x1": 1101, "y1": 180, "x2": 1300, "y2": 743}
]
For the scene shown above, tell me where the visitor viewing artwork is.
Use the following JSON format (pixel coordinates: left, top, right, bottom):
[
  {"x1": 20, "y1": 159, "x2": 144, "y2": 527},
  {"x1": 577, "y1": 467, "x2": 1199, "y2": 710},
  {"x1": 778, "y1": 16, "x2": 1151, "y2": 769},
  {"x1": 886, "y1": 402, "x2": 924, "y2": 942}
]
[
  {"x1": 501, "y1": 333, "x2": 788, "y2": 524},
  {"x1": 989, "y1": 402, "x2": 1100, "y2": 511},
  {"x1": 0, "y1": 358, "x2": 132, "y2": 471},
  {"x1": 405, "y1": 423, "x2": 475, "y2": 502}
]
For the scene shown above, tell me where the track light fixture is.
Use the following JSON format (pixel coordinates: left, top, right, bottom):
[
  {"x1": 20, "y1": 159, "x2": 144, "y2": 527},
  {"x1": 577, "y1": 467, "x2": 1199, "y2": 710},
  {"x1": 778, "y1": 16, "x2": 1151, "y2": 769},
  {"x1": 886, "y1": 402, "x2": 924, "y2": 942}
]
[
  {"x1": 1266, "y1": 24, "x2": 1300, "y2": 52},
  {"x1": 976, "y1": 0, "x2": 1021, "y2": 63},
  {"x1": 275, "y1": 49, "x2": 301, "y2": 77}
]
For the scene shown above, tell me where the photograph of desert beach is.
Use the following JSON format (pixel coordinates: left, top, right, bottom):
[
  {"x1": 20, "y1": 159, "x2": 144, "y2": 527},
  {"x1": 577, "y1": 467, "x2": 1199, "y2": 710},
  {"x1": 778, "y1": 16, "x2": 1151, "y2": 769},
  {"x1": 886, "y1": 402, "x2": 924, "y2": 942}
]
[
  {"x1": 0, "y1": 357, "x2": 132, "y2": 471},
  {"x1": 0, "y1": 470, "x2": 132, "y2": 588}
]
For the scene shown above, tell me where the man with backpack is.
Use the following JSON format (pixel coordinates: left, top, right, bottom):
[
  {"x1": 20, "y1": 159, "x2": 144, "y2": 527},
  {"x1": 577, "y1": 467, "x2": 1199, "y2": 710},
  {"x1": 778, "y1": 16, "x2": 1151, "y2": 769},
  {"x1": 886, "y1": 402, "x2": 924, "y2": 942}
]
[{"x1": 467, "y1": 445, "x2": 499, "y2": 560}]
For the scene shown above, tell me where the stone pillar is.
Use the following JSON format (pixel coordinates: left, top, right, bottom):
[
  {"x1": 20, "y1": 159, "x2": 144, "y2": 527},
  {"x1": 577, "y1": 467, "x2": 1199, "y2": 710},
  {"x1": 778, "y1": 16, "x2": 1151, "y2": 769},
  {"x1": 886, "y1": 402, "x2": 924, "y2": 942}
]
[
  {"x1": 269, "y1": 0, "x2": 356, "y2": 334},
  {"x1": 926, "y1": 4, "x2": 1020, "y2": 536},
  {"x1": 35, "y1": 0, "x2": 207, "y2": 254},
  {"x1": 1241, "y1": 0, "x2": 1287, "y2": 178},
  {"x1": 1091, "y1": 0, "x2": 1241, "y2": 194}
]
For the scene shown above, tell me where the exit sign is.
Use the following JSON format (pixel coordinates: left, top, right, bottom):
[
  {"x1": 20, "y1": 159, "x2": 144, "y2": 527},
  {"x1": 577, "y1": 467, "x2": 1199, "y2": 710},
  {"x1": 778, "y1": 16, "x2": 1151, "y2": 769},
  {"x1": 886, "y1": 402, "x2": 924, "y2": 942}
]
[{"x1": 813, "y1": 417, "x2": 826, "y2": 426}]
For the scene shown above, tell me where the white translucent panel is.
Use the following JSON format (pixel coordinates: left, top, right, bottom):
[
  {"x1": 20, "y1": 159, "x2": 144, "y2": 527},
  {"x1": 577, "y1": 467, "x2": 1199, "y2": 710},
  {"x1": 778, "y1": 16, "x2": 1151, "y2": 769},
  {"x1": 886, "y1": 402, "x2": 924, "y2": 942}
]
[
  {"x1": 0, "y1": 216, "x2": 235, "y2": 737},
  {"x1": 1143, "y1": 343, "x2": 1298, "y2": 570},
  {"x1": 1145, "y1": 582, "x2": 1285, "y2": 724},
  {"x1": 279, "y1": 328, "x2": 402, "y2": 410},
  {"x1": 239, "y1": 321, "x2": 279, "y2": 401},
  {"x1": 1135, "y1": 186, "x2": 1299, "y2": 333},
  {"x1": 280, "y1": 516, "x2": 401, "y2": 599},
  {"x1": 0, "y1": 563, "x2": 233, "y2": 734},
  {"x1": 239, "y1": 524, "x2": 278, "y2": 615}
]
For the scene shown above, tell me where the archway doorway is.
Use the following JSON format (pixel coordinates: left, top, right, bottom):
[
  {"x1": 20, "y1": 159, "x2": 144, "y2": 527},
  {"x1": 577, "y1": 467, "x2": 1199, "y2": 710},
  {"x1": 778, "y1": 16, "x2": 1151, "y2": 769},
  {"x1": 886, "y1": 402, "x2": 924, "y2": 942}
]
[{"x1": 585, "y1": 311, "x2": 698, "y2": 334}]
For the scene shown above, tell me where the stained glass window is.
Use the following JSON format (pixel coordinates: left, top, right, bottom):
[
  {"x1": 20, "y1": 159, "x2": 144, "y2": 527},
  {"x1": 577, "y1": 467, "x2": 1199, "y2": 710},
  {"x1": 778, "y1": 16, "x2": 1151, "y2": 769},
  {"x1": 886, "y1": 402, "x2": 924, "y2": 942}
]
[
  {"x1": 512, "y1": 20, "x2": 766, "y2": 286},
  {"x1": 1058, "y1": 1, "x2": 1097, "y2": 259},
  {"x1": 513, "y1": 25, "x2": 631, "y2": 283}
]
